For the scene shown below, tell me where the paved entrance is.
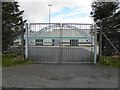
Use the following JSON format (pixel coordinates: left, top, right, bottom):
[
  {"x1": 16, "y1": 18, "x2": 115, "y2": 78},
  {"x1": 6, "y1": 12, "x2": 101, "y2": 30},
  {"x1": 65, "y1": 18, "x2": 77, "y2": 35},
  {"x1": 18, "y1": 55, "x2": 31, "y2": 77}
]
[{"x1": 2, "y1": 64, "x2": 118, "y2": 88}]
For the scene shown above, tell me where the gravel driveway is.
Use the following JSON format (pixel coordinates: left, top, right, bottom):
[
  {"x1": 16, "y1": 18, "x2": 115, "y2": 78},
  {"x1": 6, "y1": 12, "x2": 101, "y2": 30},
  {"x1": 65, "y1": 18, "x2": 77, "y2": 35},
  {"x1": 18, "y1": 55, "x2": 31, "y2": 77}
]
[{"x1": 2, "y1": 64, "x2": 118, "y2": 88}]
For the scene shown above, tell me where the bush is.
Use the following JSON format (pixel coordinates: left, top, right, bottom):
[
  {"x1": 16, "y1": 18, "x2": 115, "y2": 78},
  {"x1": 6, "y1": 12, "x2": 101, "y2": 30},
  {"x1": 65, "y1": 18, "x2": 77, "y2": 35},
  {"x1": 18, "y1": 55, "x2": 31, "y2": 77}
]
[{"x1": 3, "y1": 46, "x2": 22, "y2": 55}]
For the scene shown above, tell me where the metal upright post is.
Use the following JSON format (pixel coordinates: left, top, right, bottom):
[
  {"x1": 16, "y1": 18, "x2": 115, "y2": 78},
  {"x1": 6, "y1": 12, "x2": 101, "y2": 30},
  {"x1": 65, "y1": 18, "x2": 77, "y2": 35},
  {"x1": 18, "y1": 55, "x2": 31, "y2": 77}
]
[
  {"x1": 99, "y1": 23, "x2": 102, "y2": 57},
  {"x1": 94, "y1": 24, "x2": 97, "y2": 64},
  {"x1": 25, "y1": 23, "x2": 28, "y2": 60},
  {"x1": 59, "y1": 23, "x2": 62, "y2": 64}
]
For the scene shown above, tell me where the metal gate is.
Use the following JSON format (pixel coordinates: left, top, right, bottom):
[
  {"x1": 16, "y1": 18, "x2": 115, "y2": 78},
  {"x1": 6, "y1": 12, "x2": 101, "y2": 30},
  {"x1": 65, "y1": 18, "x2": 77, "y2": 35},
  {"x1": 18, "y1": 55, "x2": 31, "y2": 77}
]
[{"x1": 25, "y1": 23, "x2": 97, "y2": 64}]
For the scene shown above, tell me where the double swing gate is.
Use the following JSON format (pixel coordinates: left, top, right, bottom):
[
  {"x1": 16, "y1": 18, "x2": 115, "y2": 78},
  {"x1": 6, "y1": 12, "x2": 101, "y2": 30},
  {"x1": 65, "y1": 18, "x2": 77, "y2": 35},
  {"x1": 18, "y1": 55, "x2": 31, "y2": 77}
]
[{"x1": 25, "y1": 23, "x2": 97, "y2": 64}]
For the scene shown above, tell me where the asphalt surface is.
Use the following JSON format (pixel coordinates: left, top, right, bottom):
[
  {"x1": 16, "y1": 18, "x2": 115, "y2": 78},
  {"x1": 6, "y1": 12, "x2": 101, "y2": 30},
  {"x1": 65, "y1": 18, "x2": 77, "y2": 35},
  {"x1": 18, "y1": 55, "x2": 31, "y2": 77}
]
[{"x1": 2, "y1": 64, "x2": 118, "y2": 88}]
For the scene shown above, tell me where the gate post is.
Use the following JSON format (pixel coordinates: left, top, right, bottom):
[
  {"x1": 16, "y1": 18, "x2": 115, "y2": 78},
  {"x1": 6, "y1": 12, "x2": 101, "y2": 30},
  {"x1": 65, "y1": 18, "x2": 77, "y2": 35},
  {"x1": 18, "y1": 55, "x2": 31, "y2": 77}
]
[
  {"x1": 94, "y1": 24, "x2": 97, "y2": 64},
  {"x1": 25, "y1": 23, "x2": 28, "y2": 60}
]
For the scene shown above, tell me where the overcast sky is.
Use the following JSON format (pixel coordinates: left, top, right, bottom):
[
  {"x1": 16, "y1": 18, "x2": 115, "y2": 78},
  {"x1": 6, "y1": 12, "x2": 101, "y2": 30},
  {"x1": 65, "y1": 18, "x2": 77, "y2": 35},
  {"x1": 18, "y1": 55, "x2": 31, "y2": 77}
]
[{"x1": 16, "y1": 0, "x2": 94, "y2": 24}]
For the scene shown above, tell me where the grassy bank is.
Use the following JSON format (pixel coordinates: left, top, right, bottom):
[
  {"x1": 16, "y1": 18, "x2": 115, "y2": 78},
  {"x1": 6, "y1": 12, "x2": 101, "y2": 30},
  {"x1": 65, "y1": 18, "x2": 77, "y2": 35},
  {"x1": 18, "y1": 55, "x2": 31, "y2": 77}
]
[
  {"x1": 2, "y1": 54, "x2": 33, "y2": 67},
  {"x1": 98, "y1": 56, "x2": 120, "y2": 68}
]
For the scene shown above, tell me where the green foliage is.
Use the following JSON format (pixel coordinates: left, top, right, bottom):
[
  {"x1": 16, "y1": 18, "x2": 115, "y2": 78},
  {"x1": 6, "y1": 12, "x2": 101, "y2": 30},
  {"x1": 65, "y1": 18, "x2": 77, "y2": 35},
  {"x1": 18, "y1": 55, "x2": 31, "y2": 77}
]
[
  {"x1": 2, "y1": 2, "x2": 25, "y2": 52},
  {"x1": 98, "y1": 56, "x2": 120, "y2": 68},
  {"x1": 91, "y1": 2, "x2": 119, "y2": 21},
  {"x1": 2, "y1": 54, "x2": 33, "y2": 67},
  {"x1": 91, "y1": 1, "x2": 120, "y2": 56},
  {"x1": 4, "y1": 46, "x2": 21, "y2": 55}
]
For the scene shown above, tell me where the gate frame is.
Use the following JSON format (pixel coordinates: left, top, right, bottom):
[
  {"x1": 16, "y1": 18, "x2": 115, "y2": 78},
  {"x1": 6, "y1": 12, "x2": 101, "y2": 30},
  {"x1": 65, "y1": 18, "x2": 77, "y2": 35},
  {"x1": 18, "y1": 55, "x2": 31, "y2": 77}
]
[{"x1": 25, "y1": 23, "x2": 97, "y2": 64}]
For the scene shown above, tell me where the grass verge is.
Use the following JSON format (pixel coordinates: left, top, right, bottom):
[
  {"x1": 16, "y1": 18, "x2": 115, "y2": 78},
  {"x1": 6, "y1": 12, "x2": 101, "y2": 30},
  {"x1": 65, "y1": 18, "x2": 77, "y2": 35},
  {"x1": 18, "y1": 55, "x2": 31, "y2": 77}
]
[
  {"x1": 98, "y1": 56, "x2": 120, "y2": 68},
  {"x1": 2, "y1": 54, "x2": 33, "y2": 67}
]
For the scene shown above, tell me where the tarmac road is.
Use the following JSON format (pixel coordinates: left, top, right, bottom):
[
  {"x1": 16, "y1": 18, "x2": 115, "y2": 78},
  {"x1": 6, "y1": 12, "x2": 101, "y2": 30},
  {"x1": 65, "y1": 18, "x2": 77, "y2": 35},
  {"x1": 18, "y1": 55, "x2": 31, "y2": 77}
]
[{"x1": 2, "y1": 64, "x2": 118, "y2": 88}]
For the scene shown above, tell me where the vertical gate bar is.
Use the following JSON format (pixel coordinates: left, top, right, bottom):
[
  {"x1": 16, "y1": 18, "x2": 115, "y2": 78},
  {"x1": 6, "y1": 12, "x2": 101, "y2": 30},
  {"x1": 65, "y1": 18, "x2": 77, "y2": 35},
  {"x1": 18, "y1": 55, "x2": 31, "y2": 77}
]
[
  {"x1": 55, "y1": 23, "x2": 57, "y2": 63},
  {"x1": 54, "y1": 23, "x2": 56, "y2": 63},
  {"x1": 29, "y1": 24, "x2": 31, "y2": 60},
  {"x1": 83, "y1": 24, "x2": 84, "y2": 62},
  {"x1": 25, "y1": 23, "x2": 28, "y2": 60},
  {"x1": 35, "y1": 24, "x2": 36, "y2": 62},
  {"x1": 44, "y1": 24, "x2": 46, "y2": 63},
  {"x1": 94, "y1": 24, "x2": 97, "y2": 64},
  {"x1": 51, "y1": 23, "x2": 52, "y2": 63},
  {"x1": 80, "y1": 24, "x2": 84, "y2": 62},
  {"x1": 38, "y1": 24, "x2": 40, "y2": 62},
  {"x1": 74, "y1": 23, "x2": 75, "y2": 62},
  {"x1": 90, "y1": 25, "x2": 92, "y2": 62},
  {"x1": 68, "y1": 23, "x2": 70, "y2": 62},
  {"x1": 36, "y1": 24, "x2": 38, "y2": 62},
  {"x1": 85, "y1": 25, "x2": 86, "y2": 62},
  {"x1": 52, "y1": 23, "x2": 54, "y2": 63},
  {"x1": 41, "y1": 24, "x2": 43, "y2": 63},
  {"x1": 52, "y1": 23, "x2": 55, "y2": 63},
  {"x1": 77, "y1": 23, "x2": 78, "y2": 62},
  {"x1": 37, "y1": 24, "x2": 39, "y2": 62},
  {"x1": 91, "y1": 25, "x2": 94, "y2": 62},
  {"x1": 32, "y1": 25, "x2": 34, "y2": 60},
  {"x1": 85, "y1": 25, "x2": 87, "y2": 62},
  {"x1": 66, "y1": 24, "x2": 67, "y2": 63},
  {"x1": 40, "y1": 24, "x2": 42, "y2": 63},
  {"x1": 90, "y1": 25, "x2": 91, "y2": 62},
  {"x1": 75, "y1": 23, "x2": 77, "y2": 62},
  {"x1": 59, "y1": 23, "x2": 62, "y2": 63},
  {"x1": 53, "y1": 23, "x2": 55, "y2": 63},
  {"x1": 34, "y1": 24, "x2": 36, "y2": 62},
  {"x1": 84, "y1": 24, "x2": 86, "y2": 62}
]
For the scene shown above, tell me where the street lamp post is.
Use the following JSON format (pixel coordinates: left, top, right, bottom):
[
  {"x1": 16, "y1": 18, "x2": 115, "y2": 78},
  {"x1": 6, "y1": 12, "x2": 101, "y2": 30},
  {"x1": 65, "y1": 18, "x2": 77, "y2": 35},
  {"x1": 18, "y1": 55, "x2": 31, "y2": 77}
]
[{"x1": 48, "y1": 4, "x2": 52, "y2": 23}]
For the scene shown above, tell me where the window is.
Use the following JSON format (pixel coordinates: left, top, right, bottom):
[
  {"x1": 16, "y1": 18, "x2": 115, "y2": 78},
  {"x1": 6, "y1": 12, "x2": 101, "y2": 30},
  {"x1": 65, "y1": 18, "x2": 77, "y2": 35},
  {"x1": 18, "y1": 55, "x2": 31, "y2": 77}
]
[
  {"x1": 70, "y1": 39, "x2": 78, "y2": 46},
  {"x1": 52, "y1": 39, "x2": 60, "y2": 46},
  {"x1": 52, "y1": 39, "x2": 54, "y2": 46},
  {"x1": 36, "y1": 39, "x2": 43, "y2": 46}
]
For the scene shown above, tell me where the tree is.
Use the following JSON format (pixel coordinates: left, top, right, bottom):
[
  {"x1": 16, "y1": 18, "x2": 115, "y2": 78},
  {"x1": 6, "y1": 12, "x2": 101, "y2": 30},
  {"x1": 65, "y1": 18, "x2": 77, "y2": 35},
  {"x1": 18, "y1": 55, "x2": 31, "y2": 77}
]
[
  {"x1": 90, "y1": 1, "x2": 120, "y2": 56},
  {"x1": 2, "y1": 2, "x2": 26, "y2": 52}
]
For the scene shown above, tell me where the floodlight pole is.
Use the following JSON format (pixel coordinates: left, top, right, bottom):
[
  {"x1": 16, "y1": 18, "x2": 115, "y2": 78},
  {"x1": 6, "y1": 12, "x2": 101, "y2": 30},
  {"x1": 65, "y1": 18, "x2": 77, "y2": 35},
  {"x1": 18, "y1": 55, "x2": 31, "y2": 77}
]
[{"x1": 48, "y1": 4, "x2": 52, "y2": 23}]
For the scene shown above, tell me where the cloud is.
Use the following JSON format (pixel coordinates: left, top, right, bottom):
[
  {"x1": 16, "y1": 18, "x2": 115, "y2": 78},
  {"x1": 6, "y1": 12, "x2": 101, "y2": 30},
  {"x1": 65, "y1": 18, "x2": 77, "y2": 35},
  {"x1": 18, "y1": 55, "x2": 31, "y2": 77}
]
[
  {"x1": 17, "y1": 0, "x2": 94, "y2": 23},
  {"x1": 18, "y1": 2, "x2": 49, "y2": 22},
  {"x1": 51, "y1": 16, "x2": 93, "y2": 23},
  {"x1": 52, "y1": 7, "x2": 91, "y2": 19}
]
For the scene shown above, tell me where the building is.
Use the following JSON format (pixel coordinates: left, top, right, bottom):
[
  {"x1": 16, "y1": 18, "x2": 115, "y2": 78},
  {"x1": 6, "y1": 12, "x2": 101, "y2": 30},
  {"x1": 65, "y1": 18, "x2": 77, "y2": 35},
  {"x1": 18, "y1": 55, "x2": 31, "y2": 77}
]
[{"x1": 27, "y1": 24, "x2": 94, "y2": 46}]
